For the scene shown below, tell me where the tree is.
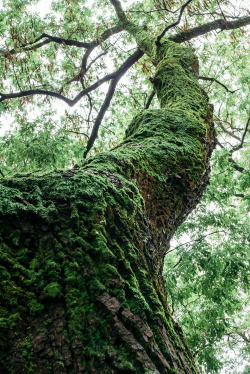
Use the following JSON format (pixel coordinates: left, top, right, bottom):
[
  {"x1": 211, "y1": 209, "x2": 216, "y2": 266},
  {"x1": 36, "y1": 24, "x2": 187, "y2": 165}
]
[{"x1": 0, "y1": 0, "x2": 249, "y2": 373}]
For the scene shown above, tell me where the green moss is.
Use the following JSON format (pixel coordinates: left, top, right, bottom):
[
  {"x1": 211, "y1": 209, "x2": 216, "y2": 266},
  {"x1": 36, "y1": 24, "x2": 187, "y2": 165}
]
[{"x1": 0, "y1": 35, "x2": 212, "y2": 373}]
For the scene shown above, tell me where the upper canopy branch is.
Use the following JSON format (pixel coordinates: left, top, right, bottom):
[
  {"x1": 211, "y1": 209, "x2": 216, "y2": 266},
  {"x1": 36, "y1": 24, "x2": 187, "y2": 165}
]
[
  {"x1": 109, "y1": 0, "x2": 128, "y2": 23},
  {"x1": 156, "y1": 0, "x2": 194, "y2": 45},
  {"x1": 0, "y1": 49, "x2": 143, "y2": 107},
  {"x1": 230, "y1": 116, "x2": 250, "y2": 153},
  {"x1": 198, "y1": 76, "x2": 238, "y2": 94},
  {"x1": 3, "y1": 26, "x2": 124, "y2": 57},
  {"x1": 83, "y1": 48, "x2": 144, "y2": 157},
  {"x1": 170, "y1": 16, "x2": 250, "y2": 43}
]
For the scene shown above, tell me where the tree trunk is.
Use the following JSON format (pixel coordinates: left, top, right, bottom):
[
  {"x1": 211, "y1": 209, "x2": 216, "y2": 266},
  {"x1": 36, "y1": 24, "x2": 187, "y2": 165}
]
[{"x1": 0, "y1": 39, "x2": 215, "y2": 373}]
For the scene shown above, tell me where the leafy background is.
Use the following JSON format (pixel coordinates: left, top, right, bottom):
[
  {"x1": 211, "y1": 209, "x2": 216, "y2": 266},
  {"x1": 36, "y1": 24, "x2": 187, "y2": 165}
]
[{"x1": 0, "y1": 0, "x2": 249, "y2": 372}]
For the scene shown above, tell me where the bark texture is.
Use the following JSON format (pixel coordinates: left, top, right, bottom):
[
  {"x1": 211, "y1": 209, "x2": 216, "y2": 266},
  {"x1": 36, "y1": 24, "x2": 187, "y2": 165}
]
[{"x1": 0, "y1": 37, "x2": 215, "y2": 373}]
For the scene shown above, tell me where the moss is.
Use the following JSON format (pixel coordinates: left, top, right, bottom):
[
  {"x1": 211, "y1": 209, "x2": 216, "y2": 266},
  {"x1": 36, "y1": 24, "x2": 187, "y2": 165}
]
[{"x1": 0, "y1": 34, "x2": 214, "y2": 373}]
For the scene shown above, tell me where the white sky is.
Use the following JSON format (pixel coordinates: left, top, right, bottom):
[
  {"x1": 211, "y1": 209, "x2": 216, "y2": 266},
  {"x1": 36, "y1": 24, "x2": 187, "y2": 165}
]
[
  {"x1": 0, "y1": 2, "x2": 249, "y2": 372},
  {"x1": 0, "y1": 0, "x2": 249, "y2": 138},
  {"x1": 0, "y1": 0, "x2": 138, "y2": 136}
]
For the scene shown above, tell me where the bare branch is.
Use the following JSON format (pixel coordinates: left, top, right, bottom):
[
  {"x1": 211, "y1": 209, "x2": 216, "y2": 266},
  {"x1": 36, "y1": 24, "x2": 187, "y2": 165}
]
[
  {"x1": 0, "y1": 49, "x2": 143, "y2": 107},
  {"x1": 172, "y1": 257, "x2": 182, "y2": 269},
  {"x1": 81, "y1": 25, "x2": 124, "y2": 72},
  {"x1": 216, "y1": 140, "x2": 246, "y2": 172},
  {"x1": 215, "y1": 0, "x2": 227, "y2": 21},
  {"x1": 0, "y1": 89, "x2": 73, "y2": 105},
  {"x1": 83, "y1": 48, "x2": 144, "y2": 157},
  {"x1": 156, "y1": 0, "x2": 194, "y2": 45},
  {"x1": 6, "y1": 34, "x2": 90, "y2": 57},
  {"x1": 125, "y1": 8, "x2": 178, "y2": 14},
  {"x1": 5, "y1": 25, "x2": 123, "y2": 60},
  {"x1": 66, "y1": 130, "x2": 89, "y2": 139},
  {"x1": 170, "y1": 16, "x2": 250, "y2": 43},
  {"x1": 33, "y1": 33, "x2": 91, "y2": 48},
  {"x1": 217, "y1": 116, "x2": 250, "y2": 172},
  {"x1": 86, "y1": 50, "x2": 108, "y2": 72},
  {"x1": 145, "y1": 90, "x2": 155, "y2": 109},
  {"x1": 228, "y1": 157, "x2": 245, "y2": 173},
  {"x1": 231, "y1": 116, "x2": 250, "y2": 153},
  {"x1": 198, "y1": 76, "x2": 238, "y2": 94},
  {"x1": 214, "y1": 116, "x2": 241, "y2": 141},
  {"x1": 83, "y1": 79, "x2": 118, "y2": 158},
  {"x1": 167, "y1": 230, "x2": 226, "y2": 255}
]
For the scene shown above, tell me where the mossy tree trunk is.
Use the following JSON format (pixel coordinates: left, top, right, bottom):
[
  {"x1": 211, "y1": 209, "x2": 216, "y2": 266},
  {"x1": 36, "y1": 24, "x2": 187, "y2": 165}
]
[{"x1": 0, "y1": 30, "x2": 215, "y2": 373}]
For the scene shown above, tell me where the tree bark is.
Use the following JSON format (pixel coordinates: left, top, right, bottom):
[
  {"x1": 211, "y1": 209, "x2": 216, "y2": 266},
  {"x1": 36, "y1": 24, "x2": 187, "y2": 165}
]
[{"x1": 0, "y1": 37, "x2": 215, "y2": 373}]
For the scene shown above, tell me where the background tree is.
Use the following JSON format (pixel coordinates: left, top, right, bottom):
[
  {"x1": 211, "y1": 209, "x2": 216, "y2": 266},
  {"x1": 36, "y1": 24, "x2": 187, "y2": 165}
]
[{"x1": 0, "y1": 0, "x2": 249, "y2": 373}]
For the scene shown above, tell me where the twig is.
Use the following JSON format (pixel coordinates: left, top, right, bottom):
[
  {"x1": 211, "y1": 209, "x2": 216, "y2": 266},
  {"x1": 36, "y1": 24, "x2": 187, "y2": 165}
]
[
  {"x1": 156, "y1": 0, "x2": 194, "y2": 45},
  {"x1": 167, "y1": 230, "x2": 227, "y2": 255},
  {"x1": 170, "y1": 16, "x2": 250, "y2": 43},
  {"x1": 7, "y1": 33, "x2": 90, "y2": 56},
  {"x1": 228, "y1": 157, "x2": 245, "y2": 172},
  {"x1": 0, "y1": 49, "x2": 143, "y2": 107},
  {"x1": 214, "y1": 115, "x2": 241, "y2": 141},
  {"x1": 86, "y1": 50, "x2": 108, "y2": 72},
  {"x1": 125, "y1": 8, "x2": 178, "y2": 14},
  {"x1": 66, "y1": 130, "x2": 89, "y2": 138},
  {"x1": 216, "y1": 0, "x2": 227, "y2": 22},
  {"x1": 199, "y1": 76, "x2": 238, "y2": 93},
  {"x1": 172, "y1": 257, "x2": 182, "y2": 269},
  {"x1": 231, "y1": 116, "x2": 250, "y2": 153}
]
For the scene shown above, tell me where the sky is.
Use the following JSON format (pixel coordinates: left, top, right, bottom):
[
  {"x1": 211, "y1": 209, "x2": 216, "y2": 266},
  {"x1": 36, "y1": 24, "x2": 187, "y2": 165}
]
[
  {"x1": 0, "y1": 1, "x2": 249, "y2": 372},
  {"x1": 0, "y1": 0, "x2": 249, "y2": 139},
  {"x1": 0, "y1": 0, "x2": 138, "y2": 136}
]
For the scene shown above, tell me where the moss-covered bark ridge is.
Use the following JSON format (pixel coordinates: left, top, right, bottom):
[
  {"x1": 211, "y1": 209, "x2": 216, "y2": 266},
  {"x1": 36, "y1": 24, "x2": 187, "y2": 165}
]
[{"x1": 0, "y1": 36, "x2": 215, "y2": 373}]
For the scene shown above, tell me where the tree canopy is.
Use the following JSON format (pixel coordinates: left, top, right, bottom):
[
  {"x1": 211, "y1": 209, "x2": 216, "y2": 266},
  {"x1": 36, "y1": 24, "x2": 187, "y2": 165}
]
[{"x1": 0, "y1": 0, "x2": 249, "y2": 373}]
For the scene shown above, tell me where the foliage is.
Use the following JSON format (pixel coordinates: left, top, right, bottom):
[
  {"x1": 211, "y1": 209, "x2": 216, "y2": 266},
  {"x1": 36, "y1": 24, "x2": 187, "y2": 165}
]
[
  {"x1": 0, "y1": 0, "x2": 249, "y2": 372},
  {"x1": 163, "y1": 15, "x2": 250, "y2": 372},
  {"x1": 164, "y1": 151, "x2": 250, "y2": 373}
]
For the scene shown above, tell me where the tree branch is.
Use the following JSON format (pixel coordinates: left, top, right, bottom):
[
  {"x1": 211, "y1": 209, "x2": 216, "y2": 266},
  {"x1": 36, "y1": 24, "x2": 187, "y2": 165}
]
[
  {"x1": 0, "y1": 89, "x2": 72, "y2": 105},
  {"x1": 83, "y1": 48, "x2": 144, "y2": 157},
  {"x1": 170, "y1": 16, "x2": 250, "y2": 43},
  {"x1": 109, "y1": 0, "x2": 127, "y2": 22},
  {"x1": 167, "y1": 230, "x2": 226, "y2": 255},
  {"x1": 156, "y1": 0, "x2": 194, "y2": 45},
  {"x1": 5, "y1": 34, "x2": 90, "y2": 57},
  {"x1": 83, "y1": 78, "x2": 118, "y2": 158},
  {"x1": 0, "y1": 49, "x2": 143, "y2": 107},
  {"x1": 215, "y1": 0, "x2": 227, "y2": 22},
  {"x1": 228, "y1": 157, "x2": 245, "y2": 172},
  {"x1": 66, "y1": 130, "x2": 89, "y2": 139},
  {"x1": 214, "y1": 116, "x2": 241, "y2": 141},
  {"x1": 172, "y1": 256, "x2": 182, "y2": 269},
  {"x1": 5, "y1": 25, "x2": 124, "y2": 59},
  {"x1": 80, "y1": 25, "x2": 124, "y2": 72},
  {"x1": 198, "y1": 76, "x2": 238, "y2": 94},
  {"x1": 216, "y1": 139, "x2": 246, "y2": 172},
  {"x1": 125, "y1": 7, "x2": 178, "y2": 14},
  {"x1": 217, "y1": 116, "x2": 250, "y2": 172},
  {"x1": 32, "y1": 33, "x2": 91, "y2": 48},
  {"x1": 145, "y1": 90, "x2": 155, "y2": 109},
  {"x1": 231, "y1": 116, "x2": 250, "y2": 153}
]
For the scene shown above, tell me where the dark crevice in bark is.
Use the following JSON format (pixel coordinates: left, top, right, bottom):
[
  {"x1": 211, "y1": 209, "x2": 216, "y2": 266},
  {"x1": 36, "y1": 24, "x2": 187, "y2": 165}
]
[{"x1": 0, "y1": 28, "x2": 216, "y2": 373}]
